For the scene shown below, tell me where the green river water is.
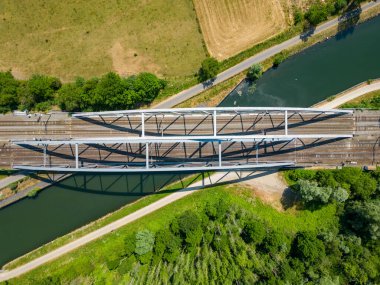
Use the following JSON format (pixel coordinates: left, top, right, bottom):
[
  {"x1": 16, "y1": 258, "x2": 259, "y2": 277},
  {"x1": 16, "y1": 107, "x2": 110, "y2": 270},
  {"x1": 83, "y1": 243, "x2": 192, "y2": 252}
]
[{"x1": 1, "y1": 15, "x2": 380, "y2": 268}]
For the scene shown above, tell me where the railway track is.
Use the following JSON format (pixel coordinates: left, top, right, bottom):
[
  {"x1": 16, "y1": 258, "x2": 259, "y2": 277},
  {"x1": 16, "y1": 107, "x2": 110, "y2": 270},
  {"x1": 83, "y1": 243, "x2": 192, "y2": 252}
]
[{"x1": 2, "y1": 110, "x2": 380, "y2": 168}]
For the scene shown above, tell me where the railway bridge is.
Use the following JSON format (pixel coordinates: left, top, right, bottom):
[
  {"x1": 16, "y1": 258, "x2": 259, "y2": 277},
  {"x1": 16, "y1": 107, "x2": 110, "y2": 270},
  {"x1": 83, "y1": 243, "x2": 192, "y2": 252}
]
[{"x1": 7, "y1": 107, "x2": 366, "y2": 172}]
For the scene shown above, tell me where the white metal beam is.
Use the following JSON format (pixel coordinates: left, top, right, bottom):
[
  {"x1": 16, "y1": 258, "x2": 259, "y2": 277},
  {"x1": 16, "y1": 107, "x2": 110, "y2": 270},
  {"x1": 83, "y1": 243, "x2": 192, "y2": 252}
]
[
  {"x1": 12, "y1": 134, "x2": 352, "y2": 146},
  {"x1": 72, "y1": 107, "x2": 353, "y2": 118},
  {"x1": 13, "y1": 162, "x2": 294, "y2": 173}
]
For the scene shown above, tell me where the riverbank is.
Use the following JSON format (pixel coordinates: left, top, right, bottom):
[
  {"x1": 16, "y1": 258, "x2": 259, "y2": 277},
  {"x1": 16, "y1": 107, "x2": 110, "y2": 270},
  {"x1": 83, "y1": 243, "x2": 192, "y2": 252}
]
[
  {"x1": 0, "y1": 173, "x2": 69, "y2": 209},
  {"x1": 313, "y1": 79, "x2": 380, "y2": 109}
]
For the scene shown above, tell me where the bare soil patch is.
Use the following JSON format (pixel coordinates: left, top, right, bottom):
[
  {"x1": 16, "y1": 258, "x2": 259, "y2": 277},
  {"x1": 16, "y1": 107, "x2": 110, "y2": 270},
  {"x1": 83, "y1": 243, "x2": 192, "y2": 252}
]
[{"x1": 239, "y1": 171, "x2": 292, "y2": 211}]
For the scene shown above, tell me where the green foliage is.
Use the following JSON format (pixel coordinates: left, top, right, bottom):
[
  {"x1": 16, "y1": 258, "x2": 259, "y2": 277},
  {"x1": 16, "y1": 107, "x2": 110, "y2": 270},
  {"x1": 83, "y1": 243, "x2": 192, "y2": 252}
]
[
  {"x1": 0, "y1": 71, "x2": 165, "y2": 113},
  {"x1": 18, "y1": 74, "x2": 61, "y2": 110},
  {"x1": 334, "y1": 0, "x2": 348, "y2": 13},
  {"x1": 293, "y1": 9, "x2": 304, "y2": 25},
  {"x1": 246, "y1": 64, "x2": 263, "y2": 81},
  {"x1": 106, "y1": 257, "x2": 120, "y2": 271},
  {"x1": 241, "y1": 220, "x2": 266, "y2": 245},
  {"x1": 262, "y1": 230, "x2": 291, "y2": 254},
  {"x1": 345, "y1": 199, "x2": 380, "y2": 241},
  {"x1": 177, "y1": 210, "x2": 203, "y2": 251},
  {"x1": 341, "y1": 90, "x2": 380, "y2": 109},
  {"x1": 0, "y1": 71, "x2": 19, "y2": 113},
  {"x1": 298, "y1": 179, "x2": 332, "y2": 204},
  {"x1": 292, "y1": 231, "x2": 326, "y2": 263},
  {"x1": 198, "y1": 57, "x2": 219, "y2": 81},
  {"x1": 273, "y1": 52, "x2": 288, "y2": 68},
  {"x1": 305, "y1": 2, "x2": 329, "y2": 26},
  {"x1": 134, "y1": 229, "x2": 155, "y2": 256},
  {"x1": 123, "y1": 235, "x2": 135, "y2": 257}
]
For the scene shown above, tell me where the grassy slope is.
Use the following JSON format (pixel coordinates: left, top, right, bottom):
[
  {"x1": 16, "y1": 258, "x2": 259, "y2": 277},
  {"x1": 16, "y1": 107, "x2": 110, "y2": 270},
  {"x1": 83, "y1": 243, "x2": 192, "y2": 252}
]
[
  {"x1": 0, "y1": 0, "x2": 207, "y2": 81},
  {"x1": 4, "y1": 172, "x2": 209, "y2": 270},
  {"x1": 341, "y1": 89, "x2": 380, "y2": 109},
  {"x1": 6, "y1": 182, "x2": 337, "y2": 284}
]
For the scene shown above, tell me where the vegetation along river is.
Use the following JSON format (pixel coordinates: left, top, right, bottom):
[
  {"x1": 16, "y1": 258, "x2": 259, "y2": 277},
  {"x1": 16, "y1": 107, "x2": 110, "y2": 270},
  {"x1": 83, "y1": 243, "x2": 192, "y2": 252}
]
[{"x1": 1, "y1": 15, "x2": 380, "y2": 268}]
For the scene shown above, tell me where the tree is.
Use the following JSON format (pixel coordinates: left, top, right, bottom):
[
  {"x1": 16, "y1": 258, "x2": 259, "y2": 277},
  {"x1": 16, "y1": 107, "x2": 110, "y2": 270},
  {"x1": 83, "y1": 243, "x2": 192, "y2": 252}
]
[
  {"x1": 344, "y1": 200, "x2": 380, "y2": 241},
  {"x1": 177, "y1": 210, "x2": 203, "y2": 251},
  {"x1": 297, "y1": 179, "x2": 332, "y2": 204},
  {"x1": 246, "y1": 64, "x2": 263, "y2": 81},
  {"x1": 350, "y1": 173, "x2": 377, "y2": 200},
  {"x1": 305, "y1": 3, "x2": 329, "y2": 26},
  {"x1": 334, "y1": 0, "x2": 348, "y2": 13},
  {"x1": 262, "y1": 230, "x2": 291, "y2": 254},
  {"x1": 241, "y1": 220, "x2": 266, "y2": 244},
  {"x1": 0, "y1": 71, "x2": 19, "y2": 113},
  {"x1": 198, "y1": 57, "x2": 219, "y2": 81},
  {"x1": 292, "y1": 231, "x2": 325, "y2": 263},
  {"x1": 331, "y1": 187, "x2": 349, "y2": 203},
  {"x1": 134, "y1": 229, "x2": 155, "y2": 256},
  {"x1": 18, "y1": 74, "x2": 61, "y2": 110}
]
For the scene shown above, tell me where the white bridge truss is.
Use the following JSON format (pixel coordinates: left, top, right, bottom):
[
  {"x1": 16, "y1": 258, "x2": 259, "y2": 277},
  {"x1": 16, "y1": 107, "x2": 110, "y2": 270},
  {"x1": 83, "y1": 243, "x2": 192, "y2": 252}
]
[{"x1": 12, "y1": 107, "x2": 353, "y2": 172}]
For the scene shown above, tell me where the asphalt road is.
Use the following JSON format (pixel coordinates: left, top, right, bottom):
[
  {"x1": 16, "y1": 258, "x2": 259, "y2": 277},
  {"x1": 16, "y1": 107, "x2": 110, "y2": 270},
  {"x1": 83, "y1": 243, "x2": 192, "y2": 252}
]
[{"x1": 153, "y1": 1, "x2": 380, "y2": 109}]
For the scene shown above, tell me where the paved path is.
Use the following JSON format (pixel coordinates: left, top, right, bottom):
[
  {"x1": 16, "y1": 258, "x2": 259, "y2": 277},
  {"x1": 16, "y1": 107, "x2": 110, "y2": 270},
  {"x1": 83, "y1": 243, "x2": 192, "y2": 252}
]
[
  {"x1": 0, "y1": 173, "x2": 26, "y2": 190},
  {"x1": 315, "y1": 79, "x2": 380, "y2": 109},
  {"x1": 0, "y1": 171, "x2": 260, "y2": 282},
  {"x1": 153, "y1": 1, "x2": 380, "y2": 109}
]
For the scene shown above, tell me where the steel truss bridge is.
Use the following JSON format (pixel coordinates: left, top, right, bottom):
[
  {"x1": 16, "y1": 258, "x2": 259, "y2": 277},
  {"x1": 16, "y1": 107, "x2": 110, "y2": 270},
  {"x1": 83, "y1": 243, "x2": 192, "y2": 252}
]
[{"x1": 11, "y1": 107, "x2": 354, "y2": 172}]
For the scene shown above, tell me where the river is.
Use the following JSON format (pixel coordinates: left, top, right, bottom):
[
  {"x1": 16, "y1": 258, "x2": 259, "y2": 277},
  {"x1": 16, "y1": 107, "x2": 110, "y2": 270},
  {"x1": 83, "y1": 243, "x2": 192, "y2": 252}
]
[
  {"x1": 220, "y1": 15, "x2": 380, "y2": 107},
  {"x1": 1, "y1": 15, "x2": 380, "y2": 268}
]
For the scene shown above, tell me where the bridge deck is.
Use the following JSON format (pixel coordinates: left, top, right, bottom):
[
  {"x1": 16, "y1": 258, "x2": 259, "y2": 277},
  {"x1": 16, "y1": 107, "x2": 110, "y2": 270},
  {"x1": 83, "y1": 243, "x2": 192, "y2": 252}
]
[{"x1": 0, "y1": 108, "x2": 378, "y2": 171}]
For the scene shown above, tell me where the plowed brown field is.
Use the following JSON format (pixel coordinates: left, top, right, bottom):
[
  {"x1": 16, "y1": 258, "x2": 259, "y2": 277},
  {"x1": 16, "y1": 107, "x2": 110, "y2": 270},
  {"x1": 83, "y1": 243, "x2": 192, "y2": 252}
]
[{"x1": 193, "y1": 0, "x2": 300, "y2": 60}]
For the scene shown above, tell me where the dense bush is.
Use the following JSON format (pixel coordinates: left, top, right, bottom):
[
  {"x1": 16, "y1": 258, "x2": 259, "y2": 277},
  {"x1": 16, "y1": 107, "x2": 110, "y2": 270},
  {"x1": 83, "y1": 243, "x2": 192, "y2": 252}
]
[
  {"x1": 246, "y1": 64, "x2": 263, "y2": 81},
  {"x1": 0, "y1": 71, "x2": 166, "y2": 113}
]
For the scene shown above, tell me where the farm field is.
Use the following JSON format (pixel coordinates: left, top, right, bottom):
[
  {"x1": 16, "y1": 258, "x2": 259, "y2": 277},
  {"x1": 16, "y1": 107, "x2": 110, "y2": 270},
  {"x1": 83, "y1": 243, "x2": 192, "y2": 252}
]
[
  {"x1": 0, "y1": 0, "x2": 207, "y2": 81},
  {"x1": 193, "y1": 0, "x2": 306, "y2": 60}
]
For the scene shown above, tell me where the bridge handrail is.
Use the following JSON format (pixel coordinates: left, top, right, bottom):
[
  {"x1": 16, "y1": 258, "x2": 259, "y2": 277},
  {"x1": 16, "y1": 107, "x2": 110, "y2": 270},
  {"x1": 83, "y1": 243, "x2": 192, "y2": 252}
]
[{"x1": 72, "y1": 107, "x2": 353, "y2": 118}]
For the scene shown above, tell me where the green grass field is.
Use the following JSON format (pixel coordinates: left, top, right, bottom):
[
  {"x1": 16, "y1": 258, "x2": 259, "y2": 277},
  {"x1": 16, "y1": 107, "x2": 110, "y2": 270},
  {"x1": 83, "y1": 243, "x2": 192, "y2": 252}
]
[{"x1": 0, "y1": 0, "x2": 207, "y2": 81}]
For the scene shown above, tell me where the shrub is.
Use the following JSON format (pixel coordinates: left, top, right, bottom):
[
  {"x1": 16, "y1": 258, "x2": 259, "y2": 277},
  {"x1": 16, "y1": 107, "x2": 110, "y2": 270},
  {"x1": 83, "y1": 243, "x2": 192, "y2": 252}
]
[
  {"x1": 246, "y1": 64, "x2": 263, "y2": 81},
  {"x1": 106, "y1": 257, "x2": 120, "y2": 271},
  {"x1": 123, "y1": 235, "x2": 135, "y2": 256},
  {"x1": 273, "y1": 53, "x2": 288, "y2": 68},
  {"x1": 293, "y1": 9, "x2": 304, "y2": 25},
  {"x1": 292, "y1": 231, "x2": 325, "y2": 263},
  {"x1": 118, "y1": 255, "x2": 136, "y2": 275},
  {"x1": 241, "y1": 220, "x2": 266, "y2": 244}
]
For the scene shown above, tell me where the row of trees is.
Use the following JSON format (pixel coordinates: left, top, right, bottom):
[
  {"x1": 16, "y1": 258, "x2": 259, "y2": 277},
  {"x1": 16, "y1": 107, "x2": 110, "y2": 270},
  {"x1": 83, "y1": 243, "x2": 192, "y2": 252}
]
[
  {"x1": 295, "y1": 0, "x2": 366, "y2": 27},
  {"x1": 0, "y1": 71, "x2": 166, "y2": 113}
]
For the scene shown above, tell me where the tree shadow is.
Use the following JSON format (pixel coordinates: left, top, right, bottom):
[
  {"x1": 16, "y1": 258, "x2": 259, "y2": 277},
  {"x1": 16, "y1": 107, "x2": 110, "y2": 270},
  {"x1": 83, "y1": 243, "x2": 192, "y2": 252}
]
[
  {"x1": 300, "y1": 25, "x2": 316, "y2": 42},
  {"x1": 336, "y1": 3, "x2": 362, "y2": 40},
  {"x1": 280, "y1": 186, "x2": 299, "y2": 210},
  {"x1": 202, "y1": 78, "x2": 216, "y2": 89}
]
